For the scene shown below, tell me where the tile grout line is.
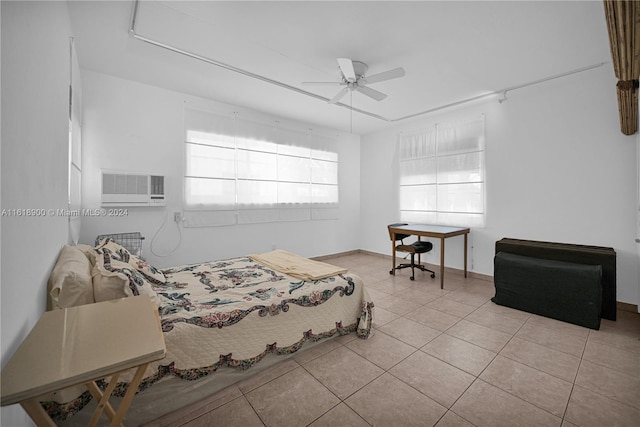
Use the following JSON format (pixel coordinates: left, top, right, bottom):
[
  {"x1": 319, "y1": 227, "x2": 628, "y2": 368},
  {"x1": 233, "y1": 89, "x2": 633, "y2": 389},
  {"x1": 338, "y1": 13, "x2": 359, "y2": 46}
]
[
  {"x1": 437, "y1": 299, "x2": 504, "y2": 426},
  {"x1": 174, "y1": 255, "x2": 638, "y2": 426},
  {"x1": 390, "y1": 282, "x2": 572, "y2": 424}
]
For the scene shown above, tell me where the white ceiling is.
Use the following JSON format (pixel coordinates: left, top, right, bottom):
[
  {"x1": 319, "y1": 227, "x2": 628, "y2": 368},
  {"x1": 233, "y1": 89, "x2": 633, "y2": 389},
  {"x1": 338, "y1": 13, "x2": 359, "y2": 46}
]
[{"x1": 67, "y1": 1, "x2": 613, "y2": 134}]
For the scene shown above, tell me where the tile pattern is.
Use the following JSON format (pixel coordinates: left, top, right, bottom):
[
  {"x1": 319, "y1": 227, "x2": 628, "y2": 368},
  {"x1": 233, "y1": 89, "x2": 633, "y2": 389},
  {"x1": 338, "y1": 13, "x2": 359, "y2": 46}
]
[{"x1": 159, "y1": 253, "x2": 640, "y2": 427}]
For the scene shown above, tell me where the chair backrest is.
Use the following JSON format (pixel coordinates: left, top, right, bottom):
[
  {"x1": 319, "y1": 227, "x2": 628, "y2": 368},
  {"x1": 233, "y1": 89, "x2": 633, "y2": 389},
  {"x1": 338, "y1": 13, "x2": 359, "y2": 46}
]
[{"x1": 388, "y1": 223, "x2": 410, "y2": 242}]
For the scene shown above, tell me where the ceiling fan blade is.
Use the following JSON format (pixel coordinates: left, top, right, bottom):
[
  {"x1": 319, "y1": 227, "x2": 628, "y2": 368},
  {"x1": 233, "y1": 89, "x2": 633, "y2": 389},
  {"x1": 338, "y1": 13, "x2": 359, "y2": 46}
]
[
  {"x1": 356, "y1": 86, "x2": 387, "y2": 101},
  {"x1": 301, "y1": 81, "x2": 344, "y2": 86},
  {"x1": 337, "y1": 58, "x2": 356, "y2": 82},
  {"x1": 361, "y1": 67, "x2": 405, "y2": 85},
  {"x1": 328, "y1": 87, "x2": 349, "y2": 104}
]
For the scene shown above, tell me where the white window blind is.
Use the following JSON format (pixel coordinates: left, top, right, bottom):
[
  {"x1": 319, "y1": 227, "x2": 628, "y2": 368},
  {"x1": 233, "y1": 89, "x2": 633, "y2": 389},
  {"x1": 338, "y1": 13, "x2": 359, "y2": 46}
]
[
  {"x1": 399, "y1": 116, "x2": 485, "y2": 227},
  {"x1": 184, "y1": 108, "x2": 339, "y2": 226}
]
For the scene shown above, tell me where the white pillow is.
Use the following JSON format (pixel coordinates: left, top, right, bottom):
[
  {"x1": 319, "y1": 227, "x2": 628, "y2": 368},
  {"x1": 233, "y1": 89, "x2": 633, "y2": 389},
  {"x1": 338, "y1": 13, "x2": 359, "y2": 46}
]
[
  {"x1": 75, "y1": 243, "x2": 97, "y2": 266},
  {"x1": 48, "y1": 245, "x2": 94, "y2": 310}
]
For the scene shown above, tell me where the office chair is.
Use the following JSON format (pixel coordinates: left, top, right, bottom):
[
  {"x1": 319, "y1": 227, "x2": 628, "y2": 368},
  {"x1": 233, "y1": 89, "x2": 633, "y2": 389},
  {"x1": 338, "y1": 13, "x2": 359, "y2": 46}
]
[{"x1": 388, "y1": 223, "x2": 436, "y2": 281}]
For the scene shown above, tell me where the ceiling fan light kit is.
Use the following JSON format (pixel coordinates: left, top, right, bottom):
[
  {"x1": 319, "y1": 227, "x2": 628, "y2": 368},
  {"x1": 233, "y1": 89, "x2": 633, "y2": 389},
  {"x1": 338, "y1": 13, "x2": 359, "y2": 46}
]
[{"x1": 303, "y1": 57, "x2": 406, "y2": 104}]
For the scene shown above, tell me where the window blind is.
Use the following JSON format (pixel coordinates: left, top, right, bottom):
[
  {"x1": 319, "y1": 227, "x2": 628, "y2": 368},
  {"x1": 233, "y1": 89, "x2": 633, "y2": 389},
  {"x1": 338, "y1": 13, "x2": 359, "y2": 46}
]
[
  {"x1": 399, "y1": 116, "x2": 485, "y2": 227},
  {"x1": 184, "y1": 108, "x2": 339, "y2": 226}
]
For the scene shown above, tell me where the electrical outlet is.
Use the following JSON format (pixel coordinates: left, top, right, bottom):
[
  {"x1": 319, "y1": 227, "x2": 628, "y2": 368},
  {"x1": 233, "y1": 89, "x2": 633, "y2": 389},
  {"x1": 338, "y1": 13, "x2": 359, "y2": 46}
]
[{"x1": 174, "y1": 212, "x2": 182, "y2": 223}]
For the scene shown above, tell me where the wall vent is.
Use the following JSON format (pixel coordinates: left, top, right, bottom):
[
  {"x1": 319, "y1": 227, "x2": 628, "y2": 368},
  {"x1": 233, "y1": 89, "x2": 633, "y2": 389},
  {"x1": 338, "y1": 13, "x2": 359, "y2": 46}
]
[{"x1": 101, "y1": 172, "x2": 165, "y2": 207}]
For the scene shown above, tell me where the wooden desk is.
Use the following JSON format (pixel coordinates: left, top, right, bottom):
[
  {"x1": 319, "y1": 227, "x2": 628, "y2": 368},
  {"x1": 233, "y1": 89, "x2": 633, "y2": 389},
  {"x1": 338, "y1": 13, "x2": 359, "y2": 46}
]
[
  {"x1": 1, "y1": 296, "x2": 166, "y2": 426},
  {"x1": 389, "y1": 224, "x2": 470, "y2": 288}
]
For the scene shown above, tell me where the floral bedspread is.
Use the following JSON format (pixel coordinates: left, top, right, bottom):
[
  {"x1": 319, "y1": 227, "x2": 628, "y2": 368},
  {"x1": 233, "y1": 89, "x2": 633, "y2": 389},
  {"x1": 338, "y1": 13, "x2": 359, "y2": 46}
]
[
  {"x1": 45, "y1": 255, "x2": 373, "y2": 422},
  {"x1": 157, "y1": 256, "x2": 361, "y2": 333},
  {"x1": 150, "y1": 256, "x2": 373, "y2": 374}
]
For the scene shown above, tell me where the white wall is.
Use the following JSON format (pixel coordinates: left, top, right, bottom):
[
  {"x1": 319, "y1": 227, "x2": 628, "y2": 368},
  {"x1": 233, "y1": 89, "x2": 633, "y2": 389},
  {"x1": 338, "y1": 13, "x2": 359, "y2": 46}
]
[
  {"x1": 1, "y1": 1, "x2": 75, "y2": 425},
  {"x1": 361, "y1": 64, "x2": 639, "y2": 306},
  {"x1": 79, "y1": 70, "x2": 361, "y2": 267}
]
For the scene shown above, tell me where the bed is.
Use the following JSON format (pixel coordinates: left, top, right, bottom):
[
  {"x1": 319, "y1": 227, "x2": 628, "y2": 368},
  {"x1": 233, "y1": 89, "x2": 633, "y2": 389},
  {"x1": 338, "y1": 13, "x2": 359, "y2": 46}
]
[{"x1": 43, "y1": 239, "x2": 374, "y2": 424}]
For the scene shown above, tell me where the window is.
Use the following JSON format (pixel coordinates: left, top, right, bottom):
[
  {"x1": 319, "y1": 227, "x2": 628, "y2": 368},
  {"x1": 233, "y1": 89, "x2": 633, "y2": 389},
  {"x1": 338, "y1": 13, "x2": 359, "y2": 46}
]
[
  {"x1": 68, "y1": 38, "x2": 82, "y2": 243},
  {"x1": 184, "y1": 108, "x2": 338, "y2": 226},
  {"x1": 398, "y1": 116, "x2": 485, "y2": 227}
]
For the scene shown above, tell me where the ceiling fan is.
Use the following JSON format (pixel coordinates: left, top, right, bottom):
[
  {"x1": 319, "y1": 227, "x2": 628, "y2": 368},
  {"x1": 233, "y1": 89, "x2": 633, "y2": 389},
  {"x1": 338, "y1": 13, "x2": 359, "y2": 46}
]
[{"x1": 302, "y1": 58, "x2": 405, "y2": 104}]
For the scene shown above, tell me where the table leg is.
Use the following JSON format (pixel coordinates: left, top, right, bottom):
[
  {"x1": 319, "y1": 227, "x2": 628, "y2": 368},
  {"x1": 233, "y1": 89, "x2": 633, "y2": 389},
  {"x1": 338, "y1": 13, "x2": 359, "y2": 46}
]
[
  {"x1": 464, "y1": 233, "x2": 468, "y2": 278},
  {"x1": 83, "y1": 362, "x2": 149, "y2": 427},
  {"x1": 440, "y1": 237, "x2": 445, "y2": 289},
  {"x1": 21, "y1": 398, "x2": 57, "y2": 427},
  {"x1": 112, "y1": 363, "x2": 149, "y2": 426},
  {"x1": 86, "y1": 372, "x2": 122, "y2": 427},
  {"x1": 390, "y1": 233, "x2": 396, "y2": 275}
]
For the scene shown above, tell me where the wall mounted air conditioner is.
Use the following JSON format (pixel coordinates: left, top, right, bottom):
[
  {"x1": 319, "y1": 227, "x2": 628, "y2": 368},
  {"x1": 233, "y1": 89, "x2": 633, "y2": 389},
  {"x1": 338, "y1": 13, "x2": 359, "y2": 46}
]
[{"x1": 101, "y1": 171, "x2": 165, "y2": 207}]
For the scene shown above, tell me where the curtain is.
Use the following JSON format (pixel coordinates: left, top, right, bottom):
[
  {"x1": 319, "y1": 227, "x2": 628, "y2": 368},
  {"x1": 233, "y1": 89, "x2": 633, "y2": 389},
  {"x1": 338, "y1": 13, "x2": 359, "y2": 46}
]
[{"x1": 603, "y1": 0, "x2": 640, "y2": 135}]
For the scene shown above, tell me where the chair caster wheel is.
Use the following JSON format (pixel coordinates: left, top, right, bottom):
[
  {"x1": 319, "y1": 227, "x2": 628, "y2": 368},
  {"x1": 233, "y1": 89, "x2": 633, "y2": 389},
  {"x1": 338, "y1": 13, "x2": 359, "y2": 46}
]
[
  {"x1": 389, "y1": 270, "x2": 393, "y2": 275},
  {"x1": 431, "y1": 273, "x2": 435, "y2": 278},
  {"x1": 410, "y1": 276, "x2": 415, "y2": 281}
]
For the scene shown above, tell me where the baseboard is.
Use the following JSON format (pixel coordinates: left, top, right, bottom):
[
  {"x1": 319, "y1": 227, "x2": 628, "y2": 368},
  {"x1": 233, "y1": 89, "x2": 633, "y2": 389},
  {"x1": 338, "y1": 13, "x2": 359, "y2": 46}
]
[
  {"x1": 354, "y1": 249, "x2": 390, "y2": 260},
  {"x1": 317, "y1": 249, "x2": 634, "y2": 309},
  {"x1": 357, "y1": 249, "x2": 494, "y2": 282},
  {"x1": 312, "y1": 250, "x2": 361, "y2": 261},
  {"x1": 617, "y1": 301, "x2": 639, "y2": 313},
  {"x1": 316, "y1": 249, "x2": 493, "y2": 282}
]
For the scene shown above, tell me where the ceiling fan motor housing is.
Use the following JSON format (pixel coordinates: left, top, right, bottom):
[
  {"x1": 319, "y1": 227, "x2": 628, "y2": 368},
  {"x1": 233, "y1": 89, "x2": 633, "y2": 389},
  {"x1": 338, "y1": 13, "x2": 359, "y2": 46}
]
[
  {"x1": 341, "y1": 61, "x2": 368, "y2": 83},
  {"x1": 301, "y1": 57, "x2": 403, "y2": 103}
]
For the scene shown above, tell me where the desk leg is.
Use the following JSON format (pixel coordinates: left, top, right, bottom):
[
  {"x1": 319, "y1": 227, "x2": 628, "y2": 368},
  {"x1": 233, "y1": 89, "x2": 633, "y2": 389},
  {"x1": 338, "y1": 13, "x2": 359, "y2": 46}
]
[
  {"x1": 440, "y1": 237, "x2": 445, "y2": 289},
  {"x1": 21, "y1": 398, "x2": 57, "y2": 427},
  {"x1": 390, "y1": 233, "x2": 396, "y2": 275},
  {"x1": 464, "y1": 233, "x2": 468, "y2": 278}
]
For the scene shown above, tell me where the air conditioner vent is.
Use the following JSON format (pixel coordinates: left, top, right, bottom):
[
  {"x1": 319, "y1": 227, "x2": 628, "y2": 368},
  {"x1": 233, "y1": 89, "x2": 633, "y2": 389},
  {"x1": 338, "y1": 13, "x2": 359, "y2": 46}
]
[
  {"x1": 103, "y1": 174, "x2": 149, "y2": 195},
  {"x1": 101, "y1": 172, "x2": 165, "y2": 207},
  {"x1": 150, "y1": 175, "x2": 164, "y2": 196}
]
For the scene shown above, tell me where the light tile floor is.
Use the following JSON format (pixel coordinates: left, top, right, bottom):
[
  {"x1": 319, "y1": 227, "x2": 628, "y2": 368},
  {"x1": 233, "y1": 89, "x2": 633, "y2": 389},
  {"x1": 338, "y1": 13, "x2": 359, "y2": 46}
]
[{"x1": 165, "y1": 253, "x2": 640, "y2": 427}]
